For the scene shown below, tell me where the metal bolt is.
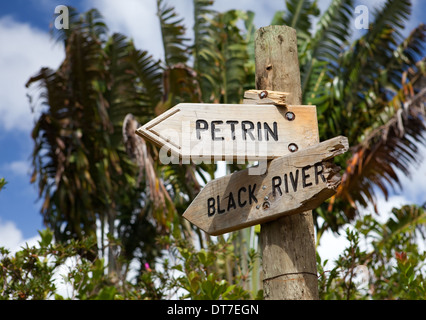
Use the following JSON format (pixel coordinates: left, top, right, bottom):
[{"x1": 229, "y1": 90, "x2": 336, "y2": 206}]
[
  {"x1": 285, "y1": 111, "x2": 295, "y2": 121},
  {"x1": 262, "y1": 185, "x2": 267, "y2": 190},
  {"x1": 264, "y1": 196, "x2": 269, "y2": 201},
  {"x1": 288, "y1": 143, "x2": 298, "y2": 152},
  {"x1": 259, "y1": 90, "x2": 268, "y2": 99},
  {"x1": 256, "y1": 204, "x2": 260, "y2": 209}
]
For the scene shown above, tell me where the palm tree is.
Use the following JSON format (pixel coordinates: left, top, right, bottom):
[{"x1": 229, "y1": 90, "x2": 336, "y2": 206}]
[
  {"x1": 26, "y1": 8, "x2": 174, "y2": 278},
  {"x1": 269, "y1": 0, "x2": 426, "y2": 237}
]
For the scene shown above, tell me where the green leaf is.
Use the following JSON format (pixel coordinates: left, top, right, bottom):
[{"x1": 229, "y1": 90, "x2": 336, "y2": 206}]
[
  {"x1": 157, "y1": 0, "x2": 190, "y2": 66},
  {"x1": 94, "y1": 286, "x2": 118, "y2": 300},
  {"x1": 0, "y1": 178, "x2": 6, "y2": 191},
  {"x1": 197, "y1": 249, "x2": 207, "y2": 265},
  {"x1": 54, "y1": 293, "x2": 65, "y2": 300},
  {"x1": 38, "y1": 229, "x2": 53, "y2": 247}
]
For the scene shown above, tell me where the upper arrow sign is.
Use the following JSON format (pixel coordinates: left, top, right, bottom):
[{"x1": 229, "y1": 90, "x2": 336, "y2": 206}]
[
  {"x1": 182, "y1": 136, "x2": 349, "y2": 236},
  {"x1": 136, "y1": 103, "x2": 318, "y2": 162}
]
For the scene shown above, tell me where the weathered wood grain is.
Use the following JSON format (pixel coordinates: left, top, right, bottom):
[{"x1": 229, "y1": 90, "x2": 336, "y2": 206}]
[
  {"x1": 243, "y1": 89, "x2": 289, "y2": 106},
  {"x1": 256, "y1": 25, "x2": 319, "y2": 300},
  {"x1": 255, "y1": 26, "x2": 302, "y2": 106},
  {"x1": 182, "y1": 136, "x2": 348, "y2": 236},
  {"x1": 136, "y1": 103, "x2": 318, "y2": 161}
]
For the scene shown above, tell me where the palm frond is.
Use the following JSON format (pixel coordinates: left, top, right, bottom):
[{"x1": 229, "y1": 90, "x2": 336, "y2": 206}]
[
  {"x1": 157, "y1": 0, "x2": 190, "y2": 66},
  {"x1": 242, "y1": 10, "x2": 256, "y2": 92},
  {"x1": 163, "y1": 63, "x2": 202, "y2": 105},
  {"x1": 382, "y1": 24, "x2": 426, "y2": 95},
  {"x1": 383, "y1": 205, "x2": 426, "y2": 244},
  {"x1": 51, "y1": 8, "x2": 108, "y2": 45},
  {"x1": 274, "y1": 0, "x2": 319, "y2": 36},
  {"x1": 202, "y1": 10, "x2": 250, "y2": 104},
  {"x1": 330, "y1": 85, "x2": 425, "y2": 218},
  {"x1": 193, "y1": 0, "x2": 215, "y2": 72},
  {"x1": 124, "y1": 40, "x2": 164, "y2": 117},
  {"x1": 302, "y1": 0, "x2": 354, "y2": 98},
  {"x1": 341, "y1": 0, "x2": 412, "y2": 111}
]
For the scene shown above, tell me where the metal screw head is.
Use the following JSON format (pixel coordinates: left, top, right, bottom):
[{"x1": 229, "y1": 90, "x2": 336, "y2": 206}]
[
  {"x1": 288, "y1": 143, "x2": 298, "y2": 152},
  {"x1": 256, "y1": 205, "x2": 260, "y2": 209},
  {"x1": 262, "y1": 201, "x2": 270, "y2": 210},
  {"x1": 285, "y1": 111, "x2": 295, "y2": 121},
  {"x1": 259, "y1": 90, "x2": 268, "y2": 99}
]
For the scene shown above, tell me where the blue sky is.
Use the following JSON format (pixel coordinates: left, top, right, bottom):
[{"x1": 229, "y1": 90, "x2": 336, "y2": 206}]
[{"x1": 0, "y1": 0, "x2": 425, "y2": 261}]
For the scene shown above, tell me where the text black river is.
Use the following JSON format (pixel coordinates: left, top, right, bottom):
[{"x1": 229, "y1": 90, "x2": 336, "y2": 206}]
[{"x1": 206, "y1": 162, "x2": 326, "y2": 216}]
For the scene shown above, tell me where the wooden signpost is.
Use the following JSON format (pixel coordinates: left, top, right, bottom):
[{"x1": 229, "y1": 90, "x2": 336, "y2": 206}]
[
  {"x1": 183, "y1": 136, "x2": 348, "y2": 235},
  {"x1": 136, "y1": 25, "x2": 348, "y2": 300},
  {"x1": 136, "y1": 102, "x2": 318, "y2": 161}
]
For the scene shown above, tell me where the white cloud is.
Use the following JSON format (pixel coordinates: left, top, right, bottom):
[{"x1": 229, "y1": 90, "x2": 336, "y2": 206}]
[
  {"x1": 0, "y1": 219, "x2": 24, "y2": 249},
  {"x1": 392, "y1": 142, "x2": 426, "y2": 206},
  {"x1": 358, "y1": 194, "x2": 412, "y2": 226},
  {"x1": 2, "y1": 160, "x2": 31, "y2": 177},
  {"x1": 317, "y1": 226, "x2": 351, "y2": 267},
  {"x1": 87, "y1": 0, "x2": 164, "y2": 60},
  {"x1": 0, "y1": 218, "x2": 40, "y2": 252},
  {"x1": 0, "y1": 16, "x2": 64, "y2": 132}
]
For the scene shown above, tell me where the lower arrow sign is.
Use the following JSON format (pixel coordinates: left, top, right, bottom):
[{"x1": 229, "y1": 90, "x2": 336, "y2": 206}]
[{"x1": 183, "y1": 136, "x2": 349, "y2": 235}]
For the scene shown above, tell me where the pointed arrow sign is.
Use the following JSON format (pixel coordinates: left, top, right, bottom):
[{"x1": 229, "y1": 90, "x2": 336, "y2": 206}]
[
  {"x1": 136, "y1": 103, "x2": 318, "y2": 162},
  {"x1": 183, "y1": 136, "x2": 349, "y2": 236}
]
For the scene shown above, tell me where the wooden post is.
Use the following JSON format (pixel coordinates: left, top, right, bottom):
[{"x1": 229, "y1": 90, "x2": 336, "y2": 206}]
[{"x1": 256, "y1": 26, "x2": 320, "y2": 300}]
